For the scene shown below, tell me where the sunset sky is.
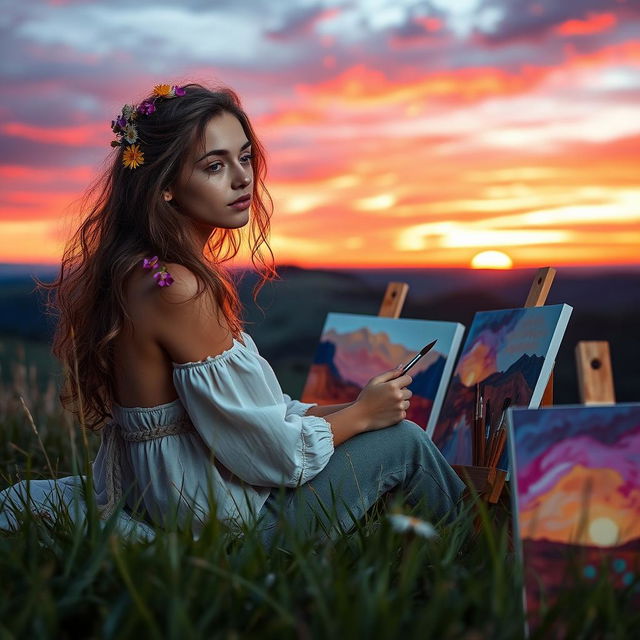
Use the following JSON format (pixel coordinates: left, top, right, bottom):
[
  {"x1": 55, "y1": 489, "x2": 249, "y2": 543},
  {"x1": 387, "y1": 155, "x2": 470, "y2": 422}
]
[{"x1": 1, "y1": 0, "x2": 639, "y2": 268}]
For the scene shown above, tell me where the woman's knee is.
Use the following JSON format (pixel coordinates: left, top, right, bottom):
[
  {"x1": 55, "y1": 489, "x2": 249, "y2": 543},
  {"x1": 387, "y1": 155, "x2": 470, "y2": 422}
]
[
  {"x1": 336, "y1": 421, "x2": 436, "y2": 468},
  {"x1": 355, "y1": 420, "x2": 429, "y2": 466},
  {"x1": 391, "y1": 420, "x2": 452, "y2": 466},
  {"x1": 392, "y1": 419, "x2": 428, "y2": 450}
]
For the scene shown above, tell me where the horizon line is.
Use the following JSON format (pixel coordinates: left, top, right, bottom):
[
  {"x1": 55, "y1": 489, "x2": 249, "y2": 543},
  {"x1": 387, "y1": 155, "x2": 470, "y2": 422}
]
[{"x1": 1, "y1": 261, "x2": 640, "y2": 272}]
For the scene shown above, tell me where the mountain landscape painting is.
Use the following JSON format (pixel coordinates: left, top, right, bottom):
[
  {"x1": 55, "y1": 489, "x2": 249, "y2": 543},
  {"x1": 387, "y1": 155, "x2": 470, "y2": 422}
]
[
  {"x1": 300, "y1": 313, "x2": 465, "y2": 435},
  {"x1": 509, "y1": 404, "x2": 640, "y2": 634},
  {"x1": 432, "y1": 304, "x2": 572, "y2": 466}
]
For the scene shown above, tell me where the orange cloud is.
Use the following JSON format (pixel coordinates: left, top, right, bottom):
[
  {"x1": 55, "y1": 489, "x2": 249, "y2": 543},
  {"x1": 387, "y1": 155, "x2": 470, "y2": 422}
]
[
  {"x1": 296, "y1": 63, "x2": 547, "y2": 106},
  {"x1": 0, "y1": 220, "x2": 64, "y2": 263},
  {"x1": 555, "y1": 12, "x2": 617, "y2": 37},
  {"x1": 254, "y1": 108, "x2": 326, "y2": 129},
  {"x1": 295, "y1": 37, "x2": 640, "y2": 110},
  {"x1": 1, "y1": 122, "x2": 106, "y2": 146},
  {"x1": 563, "y1": 39, "x2": 640, "y2": 69},
  {"x1": 0, "y1": 190, "x2": 81, "y2": 221},
  {"x1": 413, "y1": 16, "x2": 443, "y2": 33},
  {"x1": 0, "y1": 165, "x2": 94, "y2": 184}
]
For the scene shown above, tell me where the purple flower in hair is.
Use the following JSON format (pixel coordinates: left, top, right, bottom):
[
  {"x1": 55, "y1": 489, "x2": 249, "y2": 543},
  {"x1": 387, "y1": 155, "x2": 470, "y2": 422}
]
[
  {"x1": 138, "y1": 100, "x2": 156, "y2": 116},
  {"x1": 153, "y1": 268, "x2": 174, "y2": 287},
  {"x1": 109, "y1": 84, "x2": 187, "y2": 156},
  {"x1": 142, "y1": 256, "x2": 159, "y2": 270}
]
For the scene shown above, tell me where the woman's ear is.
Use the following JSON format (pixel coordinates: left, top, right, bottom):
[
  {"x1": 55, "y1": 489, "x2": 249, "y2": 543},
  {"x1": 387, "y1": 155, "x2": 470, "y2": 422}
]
[{"x1": 162, "y1": 189, "x2": 173, "y2": 203}]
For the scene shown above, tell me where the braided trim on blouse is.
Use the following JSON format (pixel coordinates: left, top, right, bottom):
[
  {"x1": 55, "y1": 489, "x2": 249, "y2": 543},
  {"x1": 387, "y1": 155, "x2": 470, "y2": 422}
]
[{"x1": 98, "y1": 418, "x2": 193, "y2": 520}]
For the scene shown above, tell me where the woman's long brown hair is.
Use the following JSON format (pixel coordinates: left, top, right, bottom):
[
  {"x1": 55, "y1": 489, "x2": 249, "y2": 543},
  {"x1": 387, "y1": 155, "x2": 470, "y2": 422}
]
[{"x1": 37, "y1": 84, "x2": 276, "y2": 431}]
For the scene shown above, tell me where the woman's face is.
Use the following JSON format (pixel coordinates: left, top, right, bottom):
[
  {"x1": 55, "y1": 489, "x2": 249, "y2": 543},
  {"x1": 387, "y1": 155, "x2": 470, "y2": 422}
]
[{"x1": 171, "y1": 111, "x2": 253, "y2": 232}]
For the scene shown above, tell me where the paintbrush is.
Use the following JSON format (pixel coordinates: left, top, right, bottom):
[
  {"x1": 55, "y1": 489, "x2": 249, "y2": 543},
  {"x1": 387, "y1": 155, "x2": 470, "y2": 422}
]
[
  {"x1": 483, "y1": 399, "x2": 492, "y2": 466},
  {"x1": 489, "y1": 427, "x2": 508, "y2": 468},
  {"x1": 473, "y1": 383, "x2": 480, "y2": 465},
  {"x1": 478, "y1": 387, "x2": 485, "y2": 466},
  {"x1": 487, "y1": 397, "x2": 512, "y2": 468},
  {"x1": 399, "y1": 339, "x2": 438, "y2": 374}
]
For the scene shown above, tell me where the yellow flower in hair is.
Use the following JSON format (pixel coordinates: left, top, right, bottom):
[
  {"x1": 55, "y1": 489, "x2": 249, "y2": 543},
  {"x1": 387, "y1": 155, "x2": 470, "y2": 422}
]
[
  {"x1": 153, "y1": 84, "x2": 173, "y2": 97},
  {"x1": 122, "y1": 144, "x2": 144, "y2": 169}
]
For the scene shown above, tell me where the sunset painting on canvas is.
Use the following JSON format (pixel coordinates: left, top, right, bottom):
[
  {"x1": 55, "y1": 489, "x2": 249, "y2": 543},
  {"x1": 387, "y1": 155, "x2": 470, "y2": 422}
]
[
  {"x1": 301, "y1": 313, "x2": 464, "y2": 434},
  {"x1": 432, "y1": 304, "x2": 572, "y2": 465},
  {"x1": 509, "y1": 404, "x2": 640, "y2": 631}
]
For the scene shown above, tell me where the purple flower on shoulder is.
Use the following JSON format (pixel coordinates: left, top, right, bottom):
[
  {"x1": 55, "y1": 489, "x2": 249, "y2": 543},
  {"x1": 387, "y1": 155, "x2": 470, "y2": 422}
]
[
  {"x1": 173, "y1": 86, "x2": 186, "y2": 97},
  {"x1": 116, "y1": 116, "x2": 127, "y2": 129},
  {"x1": 142, "y1": 256, "x2": 159, "y2": 270},
  {"x1": 153, "y1": 268, "x2": 174, "y2": 287},
  {"x1": 138, "y1": 100, "x2": 156, "y2": 116}
]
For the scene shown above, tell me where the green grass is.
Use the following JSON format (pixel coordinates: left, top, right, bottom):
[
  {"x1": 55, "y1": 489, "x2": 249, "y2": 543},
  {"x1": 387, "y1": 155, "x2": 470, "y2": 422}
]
[{"x1": 1, "y1": 343, "x2": 638, "y2": 639}]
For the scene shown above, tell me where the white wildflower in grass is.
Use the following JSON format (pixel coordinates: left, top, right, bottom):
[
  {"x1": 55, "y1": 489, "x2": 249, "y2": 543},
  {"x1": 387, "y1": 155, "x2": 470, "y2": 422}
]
[{"x1": 388, "y1": 514, "x2": 437, "y2": 539}]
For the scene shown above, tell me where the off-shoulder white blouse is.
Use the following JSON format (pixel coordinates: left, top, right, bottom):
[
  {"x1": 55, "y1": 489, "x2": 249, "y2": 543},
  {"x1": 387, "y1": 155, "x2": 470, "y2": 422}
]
[{"x1": 92, "y1": 332, "x2": 334, "y2": 534}]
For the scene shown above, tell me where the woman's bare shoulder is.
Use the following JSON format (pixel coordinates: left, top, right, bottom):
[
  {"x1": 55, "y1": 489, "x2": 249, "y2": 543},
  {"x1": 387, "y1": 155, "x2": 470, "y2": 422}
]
[
  {"x1": 154, "y1": 263, "x2": 204, "y2": 303},
  {"x1": 126, "y1": 262, "x2": 201, "y2": 301},
  {"x1": 143, "y1": 262, "x2": 232, "y2": 364}
]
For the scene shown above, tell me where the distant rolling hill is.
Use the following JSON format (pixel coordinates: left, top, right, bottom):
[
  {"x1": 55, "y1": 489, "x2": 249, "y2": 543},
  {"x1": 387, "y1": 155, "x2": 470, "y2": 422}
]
[{"x1": 1, "y1": 263, "x2": 639, "y2": 404}]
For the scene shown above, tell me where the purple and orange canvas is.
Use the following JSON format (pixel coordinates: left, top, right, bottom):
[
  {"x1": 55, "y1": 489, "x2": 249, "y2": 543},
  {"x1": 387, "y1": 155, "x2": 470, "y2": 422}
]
[
  {"x1": 432, "y1": 304, "x2": 572, "y2": 466},
  {"x1": 509, "y1": 404, "x2": 640, "y2": 634},
  {"x1": 301, "y1": 313, "x2": 465, "y2": 435}
]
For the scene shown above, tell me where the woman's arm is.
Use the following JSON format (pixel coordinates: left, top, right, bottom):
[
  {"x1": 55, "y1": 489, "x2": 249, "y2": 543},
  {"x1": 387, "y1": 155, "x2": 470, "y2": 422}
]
[
  {"x1": 154, "y1": 269, "x2": 335, "y2": 487},
  {"x1": 153, "y1": 268, "x2": 411, "y2": 476},
  {"x1": 307, "y1": 368, "x2": 413, "y2": 447},
  {"x1": 305, "y1": 402, "x2": 354, "y2": 418}
]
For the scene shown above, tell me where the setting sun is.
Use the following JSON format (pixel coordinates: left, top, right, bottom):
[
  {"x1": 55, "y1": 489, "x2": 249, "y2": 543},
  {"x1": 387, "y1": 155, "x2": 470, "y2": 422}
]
[
  {"x1": 470, "y1": 251, "x2": 514, "y2": 270},
  {"x1": 588, "y1": 517, "x2": 620, "y2": 547}
]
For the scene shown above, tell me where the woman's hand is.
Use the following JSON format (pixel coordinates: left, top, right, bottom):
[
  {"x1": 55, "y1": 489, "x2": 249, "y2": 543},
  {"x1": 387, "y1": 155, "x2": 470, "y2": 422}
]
[{"x1": 354, "y1": 368, "x2": 413, "y2": 431}]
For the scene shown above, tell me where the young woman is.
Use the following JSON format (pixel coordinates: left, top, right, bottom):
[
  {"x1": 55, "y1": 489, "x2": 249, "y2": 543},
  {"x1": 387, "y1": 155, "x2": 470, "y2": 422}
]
[{"x1": 1, "y1": 83, "x2": 464, "y2": 541}]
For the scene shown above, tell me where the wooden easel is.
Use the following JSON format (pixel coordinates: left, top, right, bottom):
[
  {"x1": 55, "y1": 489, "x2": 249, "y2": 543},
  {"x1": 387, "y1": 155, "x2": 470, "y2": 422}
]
[
  {"x1": 378, "y1": 269, "x2": 560, "y2": 504},
  {"x1": 526, "y1": 267, "x2": 557, "y2": 407},
  {"x1": 451, "y1": 267, "x2": 558, "y2": 503},
  {"x1": 575, "y1": 341, "x2": 616, "y2": 405},
  {"x1": 378, "y1": 282, "x2": 409, "y2": 318}
]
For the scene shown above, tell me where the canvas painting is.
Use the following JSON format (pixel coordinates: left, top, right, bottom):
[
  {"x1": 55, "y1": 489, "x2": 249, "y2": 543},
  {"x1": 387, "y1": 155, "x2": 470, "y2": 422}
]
[
  {"x1": 509, "y1": 404, "x2": 640, "y2": 633},
  {"x1": 301, "y1": 313, "x2": 465, "y2": 435},
  {"x1": 432, "y1": 304, "x2": 572, "y2": 466}
]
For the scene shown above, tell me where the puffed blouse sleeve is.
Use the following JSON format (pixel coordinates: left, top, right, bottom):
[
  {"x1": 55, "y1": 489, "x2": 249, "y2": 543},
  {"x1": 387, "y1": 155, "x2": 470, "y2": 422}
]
[{"x1": 172, "y1": 333, "x2": 334, "y2": 488}]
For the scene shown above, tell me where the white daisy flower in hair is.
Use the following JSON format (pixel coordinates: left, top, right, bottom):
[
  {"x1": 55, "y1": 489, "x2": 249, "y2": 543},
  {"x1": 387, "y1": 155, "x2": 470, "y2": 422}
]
[
  {"x1": 124, "y1": 124, "x2": 139, "y2": 145},
  {"x1": 122, "y1": 104, "x2": 136, "y2": 119}
]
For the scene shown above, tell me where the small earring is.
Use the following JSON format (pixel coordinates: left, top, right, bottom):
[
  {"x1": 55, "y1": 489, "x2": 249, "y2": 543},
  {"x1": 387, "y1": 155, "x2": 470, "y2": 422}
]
[{"x1": 163, "y1": 191, "x2": 172, "y2": 202}]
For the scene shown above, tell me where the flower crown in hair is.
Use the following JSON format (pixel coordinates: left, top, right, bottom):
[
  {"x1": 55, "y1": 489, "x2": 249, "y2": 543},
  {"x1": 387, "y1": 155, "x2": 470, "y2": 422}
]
[{"x1": 111, "y1": 84, "x2": 186, "y2": 170}]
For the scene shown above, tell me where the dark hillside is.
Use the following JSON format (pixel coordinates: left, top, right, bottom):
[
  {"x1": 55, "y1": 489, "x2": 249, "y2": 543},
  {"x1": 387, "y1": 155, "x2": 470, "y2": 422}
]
[{"x1": 1, "y1": 264, "x2": 638, "y2": 404}]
